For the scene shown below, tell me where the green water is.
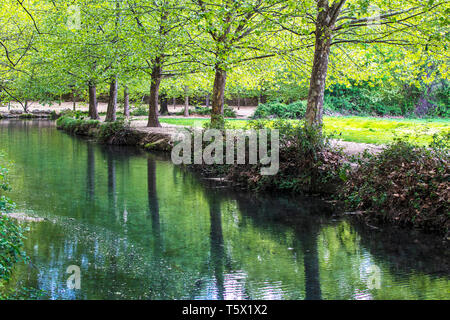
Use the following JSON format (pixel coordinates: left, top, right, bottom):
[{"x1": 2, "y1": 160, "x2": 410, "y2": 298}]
[{"x1": 0, "y1": 120, "x2": 449, "y2": 300}]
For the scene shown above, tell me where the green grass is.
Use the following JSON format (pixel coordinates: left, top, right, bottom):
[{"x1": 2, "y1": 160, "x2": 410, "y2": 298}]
[
  {"x1": 155, "y1": 116, "x2": 449, "y2": 145},
  {"x1": 323, "y1": 116, "x2": 449, "y2": 145}
]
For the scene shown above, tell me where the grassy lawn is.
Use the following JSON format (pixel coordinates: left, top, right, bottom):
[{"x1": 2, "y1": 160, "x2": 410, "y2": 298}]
[
  {"x1": 156, "y1": 116, "x2": 449, "y2": 145},
  {"x1": 323, "y1": 116, "x2": 449, "y2": 145}
]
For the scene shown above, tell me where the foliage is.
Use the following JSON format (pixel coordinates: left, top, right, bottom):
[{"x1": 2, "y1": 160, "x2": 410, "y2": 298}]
[
  {"x1": 97, "y1": 120, "x2": 142, "y2": 145},
  {"x1": 56, "y1": 115, "x2": 100, "y2": 135},
  {"x1": 0, "y1": 216, "x2": 27, "y2": 283},
  {"x1": 325, "y1": 83, "x2": 418, "y2": 116},
  {"x1": 253, "y1": 80, "x2": 449, "y2": 119},
  {"x1": 230, "y1": 120, "x2": 345, "y2": 193},
  {"x1": 340, "y1": 137, "x2": 450, "y2": 235},
  {"x1": 176, "y1": 105, "x2": 237, "y2": 118},
  {"x1": 0, "y1": 157, "x2": 27, "y2": 298},
  {"x1": 253, "y1": 101, "x2": 308, "y2": 119},
  {"x1": 130, "y1": 104, "x2": 148, "y2": 117},
  {"x1": 188, "y1": 120, "x2": 345, "y2": 194},
  {"x1": 0, "y1": 0, "x2": 448, "y2": 122}
]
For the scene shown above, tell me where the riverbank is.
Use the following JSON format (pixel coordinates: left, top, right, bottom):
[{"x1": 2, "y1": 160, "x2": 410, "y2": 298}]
[
  {"x1": 55, "y1": 116, "x2": 449, "y2": 237},
  {"x1": 56, "y1": 116, "x2": 176, "y2": 152}
]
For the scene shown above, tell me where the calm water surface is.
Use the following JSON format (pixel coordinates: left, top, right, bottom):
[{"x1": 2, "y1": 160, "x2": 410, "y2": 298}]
[{"x1": 0, "y1": 120, "x2": 449, "y2": 300}]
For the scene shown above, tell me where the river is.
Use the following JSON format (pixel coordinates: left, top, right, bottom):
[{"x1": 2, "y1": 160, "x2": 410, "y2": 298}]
[{"x1": 0, "y1": 119, "x2": 448, "y2": 300}]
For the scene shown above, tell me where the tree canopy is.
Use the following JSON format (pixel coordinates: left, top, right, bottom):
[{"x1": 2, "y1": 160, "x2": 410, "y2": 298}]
[{"x1": 0, "y1": 0, "x2": 448, "y2": 126}]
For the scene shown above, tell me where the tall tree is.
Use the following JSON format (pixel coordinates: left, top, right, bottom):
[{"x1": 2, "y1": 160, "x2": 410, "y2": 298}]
[
  {"x1": 281, "y1": 0, "x2": 447, "y2": 128},
  {"x1": 187, "y1": 0, "x2": 287, "y2": 128},
  {"x1": 129, "y1": 0, "x2": 192, "y2": 127}
]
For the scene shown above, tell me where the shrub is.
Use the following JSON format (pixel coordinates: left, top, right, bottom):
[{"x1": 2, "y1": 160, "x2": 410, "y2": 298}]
[
  {"x1": 176, "y1": 105, "x2": 237, "y2": 118},
  {"x1": 56, "y1": 116, "x2": 100, "y2": 135},
  {"x1": 340, "y1": 137, "x2": 450, "y2": 235},
  {"x1": 130, "y1": 104, "x2": 148, "y2": 116},
  {"x1": 253, "y1": 101, "x2": 307, "y2": 119},
  {"x1": 256, "y1": 82, "x2": 449, "y2": 118},
  {"x1": 189, "y1": 119, "x2": 345, "y2": 194},
  {"x1": 231, "y1": 120, "x2": 344, "y2": 193},
  {"x1": 0, "y1": 216, "x2": 27, "y2": 283},
  {"x1": 322, "y1": 82, "x2": 446, "y2": 117},
  {"x1": 18, "y1": 114, "x2": 35, "y2": 119},
  {"x1": 0, "y1": 158, "x2": 27, "y2": 297}
]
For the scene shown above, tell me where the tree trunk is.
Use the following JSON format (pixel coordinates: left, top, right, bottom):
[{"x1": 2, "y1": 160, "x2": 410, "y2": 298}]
[
  {"x1": 184, "y1": 86, "x2": 189, "y2": 117},
  {"x1": 123, "y1": 86, "x2": 130, "y2": 117},
  {"x1": 237, "y1": 96, "x2": 241, "y2": 110},
  {"x1": 24, "y1": 100, "x2": 28, "y2": 113},
  {"x1": 415, "y1": 85, "x2": 437, "y2": 117},
  {"x1": 172, "y1": 97, "x2": 176, "y2": 110},
  {"x1": 147, "y1": 59, "x2": 162, "y2": 127},
  {"x1": 305, "y1": 0, "x2": 344, "y2": 129},
  {"x1": 88, "y1": 82, "x2": 99, "y2": 120},
  {"x1": 211, "y1": 66, "x2": 227, "y2": 128},
  {"x1": 305, "y1": 35, "x2": 331, "y2": 128},
  {"x1": 415, "y1": 63, "x2": 438, "y2": 117},
  {"x1": 160, "y1": 93, "x2": 169, "y2": 115},
  {"x1": 106, "y1": 77, "x2": 118, "y2": 122},
  {"x1": 205, "y1": 94, "x2": 210, "y2": 108}
]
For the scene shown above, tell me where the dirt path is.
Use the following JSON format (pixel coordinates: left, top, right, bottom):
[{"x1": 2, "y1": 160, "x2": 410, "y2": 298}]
[{"x1": 0, "y1": 102, "x2": 257, "y2": 118}]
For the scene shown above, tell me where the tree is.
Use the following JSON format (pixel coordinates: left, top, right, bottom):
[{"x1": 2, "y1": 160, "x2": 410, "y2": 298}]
[
  {"x1": 0, "y1": 0, "x2": 40, "y2": 109},
  {"x1": 281, "y1": 0, "x2": 448, "y2": 128},
  {"x1": 187, "y1": 0, "x2": 287, "y2": 128},
  {"x1": 128, "y1": 0, "x2": 193, "y2": 127}
]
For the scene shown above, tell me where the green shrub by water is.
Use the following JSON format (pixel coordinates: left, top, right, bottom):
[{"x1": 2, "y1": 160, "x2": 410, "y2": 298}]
[
  {"x1": 0, "y1": 157, "x2": 28, "y2": 299},
  {"x1": 340, "y1": 135, "x2": 450, "y2": 235},
  {"x1": 189, "y1": 119, "x2": 345, "y2": 194},
  {"x1": 56, "y1": 115, "x2": 100, "y2": 135}
]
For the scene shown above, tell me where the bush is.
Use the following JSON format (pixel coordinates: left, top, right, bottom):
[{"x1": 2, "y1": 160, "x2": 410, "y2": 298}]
[
  {"x1": 0, "y1": 159, "x2": 27, "y2": 297},
  {"x1": 130, "y1": 104, "x2": 148, "y2": 116},
  {"x1": 340, "y1": 137, "x2": 450, "y2": 235},
  {"x1": 0, "y1": 216, "x2": 27, "y2": 283},
  {"x1": 189, "y1": 120, "x2": 345, "y2": 194},
  {"x1": 233, "y1": 120, "x2": 344, "y2": 193},
  {"x1": 176, "y1": 105, "x2": 237, "y2": 118},
  {"x1": 253, "y1": 101, "x2": 307, "y2": 119},
  {"x1": 324, "y1": 84, "x2": 415, "y2": 116},
  {"x1": 56, "y1": 116, "x2": 100, "y2": 135},
  {"x1": 18, "y1": 114, "x2": 35, "y2": 119},
  {"x1": 254, "y1": 81, "x2": 449, "y2": 118}
]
